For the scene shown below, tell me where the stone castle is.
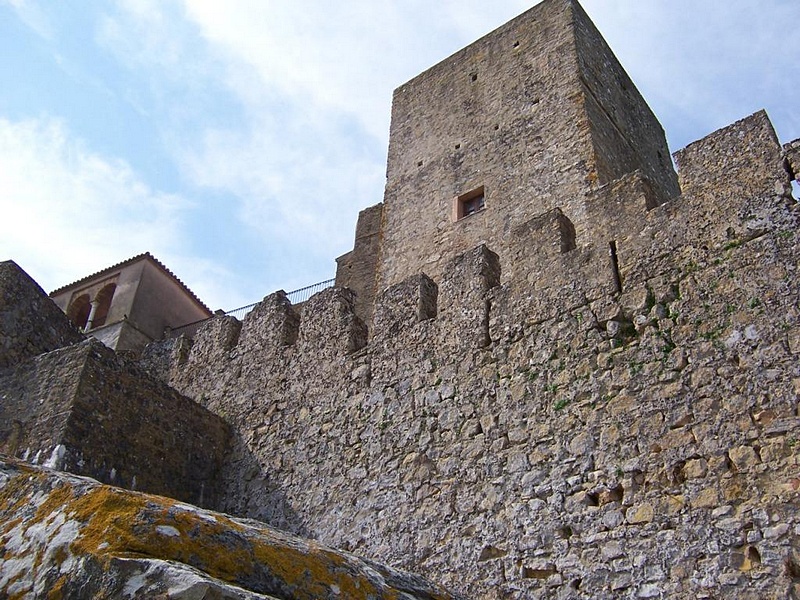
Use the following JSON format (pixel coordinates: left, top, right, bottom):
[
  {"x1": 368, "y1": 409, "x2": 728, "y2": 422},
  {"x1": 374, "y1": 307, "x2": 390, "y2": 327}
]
[{"x1": 2, "y1": 0, "x2": 800, "y2": 598}]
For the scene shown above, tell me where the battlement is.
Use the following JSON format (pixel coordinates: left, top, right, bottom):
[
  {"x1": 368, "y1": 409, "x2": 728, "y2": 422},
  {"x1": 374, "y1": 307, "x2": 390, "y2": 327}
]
[{"x1": 165, "y1": 109, "x2": 794, "y2": 404}]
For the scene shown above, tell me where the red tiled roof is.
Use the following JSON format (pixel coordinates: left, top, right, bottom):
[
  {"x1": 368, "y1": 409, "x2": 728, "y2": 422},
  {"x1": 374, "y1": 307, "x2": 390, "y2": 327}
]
[{"x1": 49, "y1": 252, "x2": 212, "y2": 315}]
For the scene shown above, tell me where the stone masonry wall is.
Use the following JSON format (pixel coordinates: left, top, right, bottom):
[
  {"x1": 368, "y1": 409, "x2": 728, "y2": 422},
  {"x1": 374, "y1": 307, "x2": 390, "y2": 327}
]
[
  {"x1": 159, "y1": 112, "x2": 800, "y2": 598},
  {"x1": 1, "y1": 338, "x2": 230, "y2": 508},
  {"x1": 0, "y1": 260, "x2": 84, "y2": 370},
  {"x1": 336, "y1": 203, "x2": 384, "y2": 325},
  {"x1": 376, "y1": 0, "x2": 678, "y2": 294}
]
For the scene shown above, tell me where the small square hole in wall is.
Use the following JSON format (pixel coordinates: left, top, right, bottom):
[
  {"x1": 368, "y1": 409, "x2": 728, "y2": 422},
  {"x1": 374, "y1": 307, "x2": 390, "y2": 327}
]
[
  {"x1": 454, "y1": 186, "x2": 486, "y2": 220},
  {"x1": 792, "y1": 179, "x2": 800, "y2": 201}
]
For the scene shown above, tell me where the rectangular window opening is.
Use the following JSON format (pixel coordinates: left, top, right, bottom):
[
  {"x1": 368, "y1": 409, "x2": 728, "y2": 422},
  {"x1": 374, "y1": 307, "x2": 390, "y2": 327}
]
[{"x1": 454, "y1": 186, "x2": 486, "y2": 221}]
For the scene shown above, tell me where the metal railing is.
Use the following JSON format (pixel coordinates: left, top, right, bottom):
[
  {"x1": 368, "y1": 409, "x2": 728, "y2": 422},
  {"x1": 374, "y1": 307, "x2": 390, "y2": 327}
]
[
  {"x1": 285, "y1": 278, "x2": 335, "y2": 305},
  {"x1": 166, "y1": 278, "x2": 335, "y2": 339},
  {"x1": 224, "y1": 302, "x2": 258, "y2": 322}
]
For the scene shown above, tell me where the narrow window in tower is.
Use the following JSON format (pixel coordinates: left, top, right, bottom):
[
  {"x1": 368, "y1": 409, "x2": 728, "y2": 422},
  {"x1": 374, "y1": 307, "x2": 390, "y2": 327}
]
[{"x1": 453, "y1": 186, "x2": 486, "y2": 221}]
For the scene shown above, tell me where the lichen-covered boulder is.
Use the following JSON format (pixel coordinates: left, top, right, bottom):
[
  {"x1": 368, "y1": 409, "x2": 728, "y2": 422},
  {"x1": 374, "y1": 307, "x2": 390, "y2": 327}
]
[{"x1": 0, "y1": 457, "x2": 460, "y2": 600}]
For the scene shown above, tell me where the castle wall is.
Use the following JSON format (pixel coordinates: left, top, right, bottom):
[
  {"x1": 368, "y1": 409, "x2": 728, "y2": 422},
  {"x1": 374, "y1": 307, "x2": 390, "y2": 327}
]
[
  {"x1": 161, "y1": 111, "x2": 800, "y2": 599},
  {"x1": 4, "y1": 2, "x2": 800, "y2": 597},
  {"x1": 0, "y1": 260, "x2": 84, "y2": 369},
  {"x1": 335, "y1": 202, "x2": 384, "y2": 325},
  {"x1": 0, "y1": 338, "x2": 230, "y2": 508}
]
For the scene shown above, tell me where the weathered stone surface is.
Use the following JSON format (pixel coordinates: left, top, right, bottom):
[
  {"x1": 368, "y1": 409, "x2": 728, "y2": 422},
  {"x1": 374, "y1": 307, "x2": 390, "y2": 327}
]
[
  {"x1": 0, "y1": 260, "x2": 84, "y2": 370},
  {"x1": 0, "y1": 339, "x2": 229, "y2": 508},
  {"x1": 0, "y1": 458, "x2": 460, "y2": 600}
]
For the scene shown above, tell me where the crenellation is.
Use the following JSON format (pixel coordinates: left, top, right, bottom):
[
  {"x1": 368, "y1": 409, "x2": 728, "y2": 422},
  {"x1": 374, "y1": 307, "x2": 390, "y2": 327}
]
[
  {"x1": 785, "y1": 138, "x2": 800, "y2": 181},
  {"x1": 373, "y1": 274, "x2": 438, "y2": 339},
  {"x1": 581, "y1": 171, "x2": 663, "y2": 293},
  {"x1": 187, "y1": 314, "x2": 242, "y2": 364},
  {"x1": 237, "y1": 290, "x2": 300, "y2": 354},
  {"x1": 674, "y1": 111, "x2": 787, "y2": 210},
  {"x1": 512, "y1": 207, "x2": 577, "y2": 258},
  {"x1": 437, "y1": 244, "x2": 500, "y2": 352},
  {"x1": 297, "y1": 286, "x2": 368, "y2": 357}
]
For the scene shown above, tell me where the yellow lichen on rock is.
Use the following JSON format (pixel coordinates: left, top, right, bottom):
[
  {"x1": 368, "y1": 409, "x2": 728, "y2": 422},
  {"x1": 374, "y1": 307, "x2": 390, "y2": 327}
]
[{"x1": 0, "y1": 457, "x2": 460, "y2": 600}]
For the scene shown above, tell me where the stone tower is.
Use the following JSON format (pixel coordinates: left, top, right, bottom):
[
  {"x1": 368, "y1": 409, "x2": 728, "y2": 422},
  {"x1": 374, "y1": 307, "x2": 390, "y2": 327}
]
[{"x1": 337, "y1": 0, "x2": 680, "y2": 323}]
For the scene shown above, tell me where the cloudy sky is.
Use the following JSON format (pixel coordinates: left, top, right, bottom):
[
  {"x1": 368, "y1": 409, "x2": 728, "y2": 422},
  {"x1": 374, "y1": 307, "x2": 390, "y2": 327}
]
[{"x1": 1, "y1": 0, "x2": 797, "y2": 311}]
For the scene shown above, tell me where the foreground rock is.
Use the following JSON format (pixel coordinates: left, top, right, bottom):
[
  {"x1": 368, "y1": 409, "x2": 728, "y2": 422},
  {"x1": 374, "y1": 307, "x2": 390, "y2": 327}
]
[{"x1": 0, "y1": 457, "x2": 460, "y2": 600}]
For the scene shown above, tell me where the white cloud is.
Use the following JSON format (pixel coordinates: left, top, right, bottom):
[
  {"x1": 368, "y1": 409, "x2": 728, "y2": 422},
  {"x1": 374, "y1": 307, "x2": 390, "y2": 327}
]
[
  {"x1": 0, "y1": 116, "x2": 242, "y2": 309},
  {"x1": 1, "y1": 0, "x2": 54, "y2": 39},
  {"x1": 180, "y1": 108, "x2": 385, "y2": 253},
  {"x1": 99, "y1": 0, "x2": 389, "y2": 278}
]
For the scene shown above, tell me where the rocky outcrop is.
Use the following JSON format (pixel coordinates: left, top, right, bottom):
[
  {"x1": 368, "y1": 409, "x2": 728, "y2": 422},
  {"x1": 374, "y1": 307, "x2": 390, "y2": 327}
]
[{"x1": 0, "y1": 457, "x2": 460, "y2": 600}]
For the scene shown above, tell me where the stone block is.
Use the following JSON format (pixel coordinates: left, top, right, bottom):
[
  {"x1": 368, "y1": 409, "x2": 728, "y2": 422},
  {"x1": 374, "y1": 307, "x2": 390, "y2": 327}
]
[
  {"x1": 438, "y1": 244, "x2": 500, "y2": 350},
  {"x1": 728, "y1": 445, "x2": 760, "y2": 473},
  {"x1": 237, "y1": 291, "x2": 300, "y2": 354},
  {"x1": 626, "y1": 503, "x2": 654, "y2": 524},
  {"x1": 373, "y1": 274, "x2": 438, "y2": 339},
  {"x1": 0, "y1": 260, "x2": 84, "y2": 370}
]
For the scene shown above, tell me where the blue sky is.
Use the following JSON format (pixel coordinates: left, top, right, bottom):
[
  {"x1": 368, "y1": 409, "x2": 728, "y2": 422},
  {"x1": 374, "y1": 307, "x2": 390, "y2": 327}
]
[{"x1": 1, "y1": 0, "x2": 797, "y2": 311}]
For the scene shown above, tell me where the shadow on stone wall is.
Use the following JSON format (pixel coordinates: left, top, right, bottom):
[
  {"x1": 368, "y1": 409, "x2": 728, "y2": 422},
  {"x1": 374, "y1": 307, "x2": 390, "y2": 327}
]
[{"x1": 217, "y1": 434, "x2": 313, "y2": 539}]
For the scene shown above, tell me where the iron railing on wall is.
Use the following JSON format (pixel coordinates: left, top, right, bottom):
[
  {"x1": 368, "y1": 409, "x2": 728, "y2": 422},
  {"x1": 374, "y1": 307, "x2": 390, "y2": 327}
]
[
  {"x1": 166, "y1": 278, "x2": 335, "y2": 339},
  {"x1": 285, "y1": 278, "x2": 335, "y2": 304}
]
